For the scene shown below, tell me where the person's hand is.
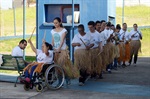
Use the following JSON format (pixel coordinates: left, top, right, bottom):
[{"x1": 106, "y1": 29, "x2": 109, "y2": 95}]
[
  {"x1": 110, "y1": 34, "x2": 113, "y2": 37},
  {"x1": 42, "y1": 39, "x2": 45, "y2": 43},
  {"x1": 76, "y1": 43, "x2": 81, "y2": 47},
  {"x1": 57, "y1": 48, "x2": 61, "y2": 53},
  {"x1": 126, "y1": 41, "x2": 129, "y2": 44},
  {"x1": 131, "y1": 34, "x2": 134, "y2": 38},
  {"x1": 86, "y1": 46, "x2": 90, "y2": 50}
]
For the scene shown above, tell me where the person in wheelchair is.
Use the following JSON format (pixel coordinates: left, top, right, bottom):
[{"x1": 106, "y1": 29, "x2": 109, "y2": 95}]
[{"x1": 23, "y1": 38, "x2": 53, "y2": 83}]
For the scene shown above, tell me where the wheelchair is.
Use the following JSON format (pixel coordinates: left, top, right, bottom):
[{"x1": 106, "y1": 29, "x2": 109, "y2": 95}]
[{"x1": 21, "y1": 63, "x2": 65, "y2": 92}]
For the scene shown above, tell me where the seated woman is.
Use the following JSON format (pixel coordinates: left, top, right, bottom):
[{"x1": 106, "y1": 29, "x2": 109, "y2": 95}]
[{"x1": 23, "y1": 39, "x2": 53, "y2": 82}]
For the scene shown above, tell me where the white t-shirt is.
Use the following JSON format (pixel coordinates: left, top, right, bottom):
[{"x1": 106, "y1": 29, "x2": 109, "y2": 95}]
[
  {"x1": 103, "y1": 29, "x2": 113, "y2": 44},
  {"x1": 99, "y1": 31, "x2": 105, "y2": 46},
  {"x1": 88, "y1": 30, "x2": 102, "y2": 49},
  {"x1": 72, "y1": 33, "x2": 93, "y2": 50},
  {"x1": 129, "y1": 29, "x2": 142, "y2": 40},
  {"x1": 51, "y1": 28, "x2": 67, "y2": 50},
  {"x1": 11, "y1": 46, "x2": 23, "y2": 56},
  {"x1": 36, "y1": 49, "x2": 53, "y2": 64},
  {"x1": 119, "y1": 29, "x2": 130, "y2": 42}
]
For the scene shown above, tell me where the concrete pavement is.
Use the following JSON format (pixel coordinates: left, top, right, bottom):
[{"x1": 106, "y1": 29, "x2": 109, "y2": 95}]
[{"x1": 0, "y1": 57, "x2": 150, "y2": 99}]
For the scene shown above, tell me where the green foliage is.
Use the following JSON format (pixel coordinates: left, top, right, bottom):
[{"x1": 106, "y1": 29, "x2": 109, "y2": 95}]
[
  {"x1": 116, "y1": 5, "x2": 150, "y2": 26},
  {"x1": 0, "y1": 36, "x2": 36, "y2": 57},
  {"x1": 0, "y1": 7, "x2": 36, "y2": 36}
]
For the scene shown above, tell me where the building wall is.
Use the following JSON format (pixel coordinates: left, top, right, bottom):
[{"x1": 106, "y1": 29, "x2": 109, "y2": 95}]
[{"x1": 36, "y1": 0, "x2": 116, "y2": 58}]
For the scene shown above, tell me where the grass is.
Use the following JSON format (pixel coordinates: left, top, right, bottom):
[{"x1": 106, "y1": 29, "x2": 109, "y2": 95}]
[
  {"x1": 0, "y1": 5, "x2": 150, "y2": 36},
  {"x1": 0, "y1": 7, "x2": 36, "y2": 36},
  {"x1": 139, "y1": 28, "x2": 150, "y2": 56},
  {"x1": 0, "y1": 36, "x2": 37, "y2": 57},
  {"x1": 116, "y1": 5, "x2": 150, "y2": 26},
  {"x1": 0, "y1": 70, "x2": 18, "y2": 75}
]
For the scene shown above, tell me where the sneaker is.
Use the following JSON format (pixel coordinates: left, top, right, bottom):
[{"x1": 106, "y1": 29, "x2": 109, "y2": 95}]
[
  {"x1": 133, "y1": 63, "x2": 136, "y2": 67},
  {"x1": 128, "y1": 63, "x2": 131, "y2": 66},
  {"x1": 78, "y1": 82, "x2": 84, "y2": 86},
  {"x1": 107, "y1": 69, "x2": 112, "y2": 74},
  {"x1": 122, "y1": 64, "x2": 126, "y2": 68}
]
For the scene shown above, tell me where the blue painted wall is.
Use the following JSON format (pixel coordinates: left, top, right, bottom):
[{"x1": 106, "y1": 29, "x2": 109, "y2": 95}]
[{"x1": 36, "y1": 0, "x2": 116, "y2": 59}]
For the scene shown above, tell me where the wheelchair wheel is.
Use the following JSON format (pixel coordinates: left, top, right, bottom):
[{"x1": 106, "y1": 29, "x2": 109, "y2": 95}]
[
  {"x1": 45, "y1": 64, "x2": 65, "y2": 90},
  {"x1": 36, "y1": 84, "x2": 43, "y2": 92},
  {"x1": 23, "y1": 84, "x2": 30, "y2": 91}
]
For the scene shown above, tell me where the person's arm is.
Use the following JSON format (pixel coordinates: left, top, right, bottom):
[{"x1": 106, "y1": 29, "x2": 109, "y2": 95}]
[
  {"x1": 86, "y1": 44, "x2": 94, "y2": 50},
  {"x1": 28, "y1": 39, "x2": 37, "y2": 54},
  {"x1": 138, "y1": 31, "x2": 142, "y2": 40},
  {"x1": 57, "y1": 31, "x2": 67, "y2": 52},
  {"x1": 107, "y1": 33, "x2": 113, "y2": 42},
  {"x1": 72, "y1": 43, "x2": 81, "y2": 47},
  {"x1": 99, "y1": 42, "x2": 103, "y2": 52},
  {"x1": 72, "y1": 35, "x2": 81, "y2": 47},
  {"x1": 52, "y1": 36, "x2": 54, "y2": 47}
]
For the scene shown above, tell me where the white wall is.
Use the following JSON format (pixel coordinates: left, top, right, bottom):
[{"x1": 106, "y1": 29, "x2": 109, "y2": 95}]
[{"x1": 116, "y1": 0, "x2": 150, "y2": 7}]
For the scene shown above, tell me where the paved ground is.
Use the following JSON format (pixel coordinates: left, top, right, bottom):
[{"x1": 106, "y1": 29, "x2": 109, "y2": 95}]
[{"x1": 0, "y1": 57, "x2": 150, "y2": 99}]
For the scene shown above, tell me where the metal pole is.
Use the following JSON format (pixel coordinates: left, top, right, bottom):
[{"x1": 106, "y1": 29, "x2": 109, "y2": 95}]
[
  {"x1": 122, "y1": 0, "x2": 124, "y2": 24},
  {"x1": 13, "y1": 0, "x2": 16, "y2": 36},
  {"x1": 23, "y1": 0, "x2": 26, "y2": 59},
  {"x1": 71, "y1": 0, "x2": 74, "y2": 61},
  {"x1": 36, "y1": 0, "x2": 38, "y2": 49}
]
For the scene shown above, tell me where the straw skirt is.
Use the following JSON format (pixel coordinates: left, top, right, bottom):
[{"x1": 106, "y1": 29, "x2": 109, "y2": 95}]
[
  {"x1": 118, "y1": 42, "x2": 125, "y2": 62},
  {"x1": 54, "y1": 50, "x2": 79, "y2": 79},
  {"x1": 74, "y1": 49, "x2": 91, "y2": 74},
  {"x1": 107, "y1": 42, "x2": 116, "y2": 63},
  {"x1": 90, "y1": 48, "x2": 102, "y2": 75},
  {"x1": 124, "y1": 42, "x2": 131, "y2": 61},
  {"x1": 114, "y1": 45, "x2": 120, "y2": 58},
  {"x1": 130, "y1": 40, "x2": 141, "y2": 56}
]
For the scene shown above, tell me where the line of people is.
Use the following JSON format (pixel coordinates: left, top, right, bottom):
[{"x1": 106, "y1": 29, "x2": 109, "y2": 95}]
[
  {"x1": 72, "y1": 20, "x2": 142, "y2": 86},
  {"x1": 11, "y1": 17, "x2": 142, "y2": 86}
]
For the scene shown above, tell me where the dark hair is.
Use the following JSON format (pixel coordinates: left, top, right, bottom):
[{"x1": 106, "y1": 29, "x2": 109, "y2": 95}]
[
  {"x1": 122, "y1": 23, "x2": 127, "y2": 26},
  {"x1": 100, "y1": 20, "x2": 106, "y2": 23},
  {"x1": 88, "y1": 21, "x2": 95, "y2": 26},
  {"x1": 106, "y1": 22, "x2": 111, "y2": 27},
  {"x1": 53, "y1": 17, "x2": 63, "y2": 28},
  {"x1": 116, "y1": 24, "x2": 121, "y2": 30},
  {"x1": 45, "y1": 42, "x2": 53, "y2": 50},
  {"x1": 78, "y1": 24, "x2": 85, "y2": 30},
  {"x1": 19, "y1": 39, "x2": 27, "y2": 44},
  {"x1": 95, "y1": 21, "x2": 101, "y2": 25},
  {"x1": 111, "y1": 24, "x2": 115, "y2": 27},
  {"x1": 133, "y1": 23, "x2": 138, "y2": 27}
]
